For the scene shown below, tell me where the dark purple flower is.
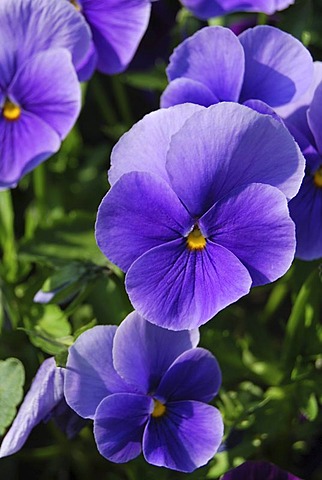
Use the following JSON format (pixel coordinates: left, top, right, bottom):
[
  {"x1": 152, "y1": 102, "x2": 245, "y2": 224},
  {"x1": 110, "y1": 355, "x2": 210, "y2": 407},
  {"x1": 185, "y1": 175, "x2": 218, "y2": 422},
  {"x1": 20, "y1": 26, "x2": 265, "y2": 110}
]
[
  {"x1": 180, "y1": 0, "x2": 294, "y2": 20},
  {"x1": 70, "y1": 0, "x2": 152, "y2": 80},
  {"x1": 0, "y1": 0, "x2": 91, "y2": 189},
  {"x1": 221, "y1": 460, "x2": 302, "y2": 479},
  {"x1": 0, "y1": 358, "x2": 84, "y2": 458},
  {"x1": 64, "y1": 312, "x2": 223, "y2": 472},
  {"x1": 95, "y1": 102, "x2": 304, "y2": 330},
  {"x1": 161, "y1": 26, "x2": 313, "y2": 119}
]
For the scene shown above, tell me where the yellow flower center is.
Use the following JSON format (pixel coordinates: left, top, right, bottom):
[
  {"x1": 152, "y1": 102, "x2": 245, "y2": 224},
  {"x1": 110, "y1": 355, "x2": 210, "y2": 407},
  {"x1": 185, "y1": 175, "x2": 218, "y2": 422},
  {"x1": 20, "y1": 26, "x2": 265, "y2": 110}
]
[
  {"x1": 314, "y1": 167, "x2": 322, "y2": 188},
  {"x1": 70, "y1": 0, "x2": 81, "y2": 11},
  {"x1": 187, "y1": 225, "x2": 206, "y2": 250},
  {"x1": 2, "y1": 100, "x2": 21, "y2": 121},
  {"x1": 152, "y1": 399, "x2": 166, "y2": 418}
]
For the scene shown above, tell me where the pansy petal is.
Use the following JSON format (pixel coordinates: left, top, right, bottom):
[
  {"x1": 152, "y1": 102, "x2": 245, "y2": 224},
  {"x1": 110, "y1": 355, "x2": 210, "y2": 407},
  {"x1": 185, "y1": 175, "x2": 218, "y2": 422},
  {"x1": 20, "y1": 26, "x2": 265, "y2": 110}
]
[
  {"x1": 143, "y1": 401, "x2": 223, "y2": 472},
  {"x1": 108, "y1": 103, "x2": 204, "y2": 186},
  {"x1": 81, "y1": 0, "x2": 151, "y2": 74},
  {"x1": 76, "y1": 40, "x2": 97, "y2": 82},
  {"x1": 200, "y1": 183, "x2": 296, "y2": 286},
  {"x1": 113, "y1": 311, "x2": 199, "y2": 394},
  {"x1": 126, "y1": 239, "x2": 251, "y2": 330},
  {"x1": 180, "y1": 0, "x2": 225, "y2": 19},
  {"x1": 65, "y1": 326, "x2": 133, "y2": 420},
  {"x1": 94, "y1": 393, "x2": 153, "y2": 463},
  {"x1": 239, "y1": 26, "x2": 313, "y2": 107},
  {"x1": 95, "y1": 172, "x2": 192, "y2": 271},
  {"x1": 166, "y1": 27, "x2": 244, "y2": 102},
  {"x1": 243, "y1": 99, "x2": 283, "y2": 123},
  {"x1": 161, "y1": 78, "x2": 218, "y2": 108},
  {"x1": 0, "y1": 358, "x2": 63, "y2": 458},
  {"x1": 156, "y1": 348, "x2": 221, "y2": 403},
  {"x1": 181, "y1": 0, "x2": 293, "y2": 18},
  {"x1": 289, "y1": 177, "x2": 322, "y2": 261},
  {"x1": 9, "y1": 49, "x2": 80, "y2": 139},
  {"x1": 0, "y1": 112, "x2": 60, "y2": 189},
  {"x1": 307, "y1": 83, "x2": 322, "y2": 154},
  {"x1": 166, "y1": 103, "x2": 304, "y2": 217},
  {"x1": 222, "y1": 460, "x2": 302, "y2": 479}
]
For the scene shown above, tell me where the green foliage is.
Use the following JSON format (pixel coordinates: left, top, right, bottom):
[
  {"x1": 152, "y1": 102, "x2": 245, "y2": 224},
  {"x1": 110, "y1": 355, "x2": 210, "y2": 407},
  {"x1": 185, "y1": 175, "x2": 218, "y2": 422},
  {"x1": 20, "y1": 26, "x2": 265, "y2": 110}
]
[{"x1": 0, "y1": 358, "x2": 25, "y2": 435}]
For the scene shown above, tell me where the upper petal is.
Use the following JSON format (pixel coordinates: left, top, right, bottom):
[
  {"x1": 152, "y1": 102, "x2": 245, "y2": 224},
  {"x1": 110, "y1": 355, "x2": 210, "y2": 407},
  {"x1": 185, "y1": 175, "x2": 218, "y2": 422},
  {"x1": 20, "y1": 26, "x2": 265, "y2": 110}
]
[
  {"x1": 166, "y1": 27, "x2": 244, "y2": 103},
  {"x1": 113, "y1": 311, "x2": 199, "y2": 394},
  {"x1": 108, "y1": 103, "x2": 204, "y2": 186},
  {"x1": 0, "y1": 358, "x2": 63, "y2": 458},
  {"x1": 166, "y1": 103, "x2": 304, "y2": 217},
  {"x1": 239, "y1": 26, "x2": 313, "y2": 107},
  {"x1": 65, "y1": 326, "x2": 134, "y2": 420}
]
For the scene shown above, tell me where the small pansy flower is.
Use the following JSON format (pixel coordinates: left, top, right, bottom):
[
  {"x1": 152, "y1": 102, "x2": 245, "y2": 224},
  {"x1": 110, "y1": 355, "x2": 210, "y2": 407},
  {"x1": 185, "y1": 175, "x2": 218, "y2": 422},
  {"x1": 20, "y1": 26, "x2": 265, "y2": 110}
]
[
  {"x1": 221, "y1": 460, "x2": 302, "y2": 479},
  {"x1": 64, "y1": 312, "x2": 223, "y2": 472},
  {"x1": 180, "y1": 0, "x2": 294, "y2": 20},
  {"x1": 161, "y1": 26, "x2": 313, "y2": 119},
  {"x1": 95, "y1": 102, "x2": 304, "y2": 330},
  {"x1": 0, "y1": 358, "x2": 85, "y2": 458}
]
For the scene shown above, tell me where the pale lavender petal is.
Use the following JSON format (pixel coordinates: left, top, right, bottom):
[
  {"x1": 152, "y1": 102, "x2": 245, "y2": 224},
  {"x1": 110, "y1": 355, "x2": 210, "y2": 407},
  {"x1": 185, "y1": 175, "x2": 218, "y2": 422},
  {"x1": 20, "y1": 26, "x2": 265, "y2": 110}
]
[
  {"x1": 80, "y1": 0, "x2": 151, "y2": 74},
  {"x1": 161, "y1": 78, "x2": 218, "y2": 108},
  {"x1": 156, "y1": 348, "x2": 221, "y2": 403},
  {"x1": 166, "y1": 27, "x2": 244, "y2": 102},
  {"x1": 200, "y1": 183, "x2": 296, "y2": 286},
  {"x1": 307, "y1": 83, "x2": 322, "y2": 154},
  {"x1": 108, "y1": 103, "x2": 204, "y2": 186},
  {"x1": 94, "y1": 393, "x2": 153, "y2": 463},
  {"x1": 239, "y1": 26, "x2": 313, "y2": 107},
  {"x1": 9, "y1": 49, "x2": 80, "y2": 139},
  {"x1": 166, "y1": 103, "x2": 304, "y2": 217},
  {"x1": 0, "y1": 358, "x2": 63, "y2": 458},
  {"x1": 95, "y1": 172, "x2": 192, "y2": 271},
  {"x1": 65, "y1": 326, "x2": 134, "y2": 420},
  {"x1": 126, "y1": 239, "x2": 251, "y2": 330},
  {"x1": 113, "y1": 311, "x2": 199, "y2": 394},
  {"x1": 222, "y1": 460, "x2": 302, "y2": 479},
  {"x1": 143, "y1": 401, "x2": 223, "y2": 472}
]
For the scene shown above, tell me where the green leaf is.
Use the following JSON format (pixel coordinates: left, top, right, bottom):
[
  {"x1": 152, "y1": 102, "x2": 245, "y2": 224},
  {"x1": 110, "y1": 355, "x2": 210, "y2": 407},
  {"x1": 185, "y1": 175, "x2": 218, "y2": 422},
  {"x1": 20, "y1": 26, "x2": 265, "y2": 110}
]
[{"x1": 0, "y1": 358, "x2": 25, "y2": 435}]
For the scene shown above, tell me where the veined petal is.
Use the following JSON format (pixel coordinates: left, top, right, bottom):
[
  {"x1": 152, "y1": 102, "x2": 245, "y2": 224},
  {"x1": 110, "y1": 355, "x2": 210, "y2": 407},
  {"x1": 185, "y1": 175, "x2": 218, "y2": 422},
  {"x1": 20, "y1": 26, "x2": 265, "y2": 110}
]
[
  {"x1": 156, "y1": 348, "x2": 221, "y2": 403},
  {"x1": 76, "y1": 40, "x2": 97, "y2": 82},
  {"x1": 65, "y1": 326, "x2": 134, "y2": 420},
  {"x1": 108, "y1": 103, "x2": 204, "y2": 186},
  {"x1": 200, "y1": 183, "x2": 296, "y2": 286},
  {"x1": 307, "y1": 83, "x2": 322, "y2": 155},
  {"x1": 9, "y1": 49, "x2": 80, "y2": 140},
  {"x1": 166, "y1": 27, "x2": 244, "y2": 103},
  {"x1": 126, "y1": 239, "x2": 251, "y2": 330},
  {"x1": 161, "y1": 78, "x2": 218, "y2": 108},
  {"x1": 239, "y1": 26, "x2": 313, "y2": 107},
  {"x1": 0, "y1": 358, "x2": 63, "y2": 458},
  {"x1": 143, "y1": 401, "x2": 223, "y2": 472},
  {"x1": 94, "y1": 393, "x2": 153, "y2": 463},
  {"x1": 166, "y1": 103, "x2": 304, "y2": 217},
  {"x1": 95, "y1": 172, "x2": 193, "y2": 271},
  {"x1": 181, "y1": 0, "x2": 294, "y2": 18},
  {"x1": 243, "y1": 99, "x2": 283, "y2": 123},
  {"x1": 113, "y1": 312, "x2": 199, "y2": 394}
]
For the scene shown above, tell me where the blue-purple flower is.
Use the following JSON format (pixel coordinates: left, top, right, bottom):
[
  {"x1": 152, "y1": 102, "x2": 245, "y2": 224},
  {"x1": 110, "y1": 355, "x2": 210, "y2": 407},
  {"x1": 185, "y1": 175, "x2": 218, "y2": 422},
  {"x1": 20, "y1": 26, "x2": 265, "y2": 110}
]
[
  {"x1": 0, "y1": 0, "x2": 91, "y2": 189},
  {"x1": 161, "y1": 26, "x2": 313, "y2": 119},
  {"x1": 180, "y1": 0, "x2": 294, "y2": 20},
  {"x1": 64, "y1": 312, "x2": 223, "y2": 472},
  {"x1": 0, "y1": 358, "x2": 85, "y2": 458},
  {"x1": 70, "y1": 0, "x2": 152, "y2": 80},
  {"x1": 95, "y1": 102, "x2": 304, "y2": 330},
  {"x1": 221, "y1": 460, "x2": 302, "y2": 479}
]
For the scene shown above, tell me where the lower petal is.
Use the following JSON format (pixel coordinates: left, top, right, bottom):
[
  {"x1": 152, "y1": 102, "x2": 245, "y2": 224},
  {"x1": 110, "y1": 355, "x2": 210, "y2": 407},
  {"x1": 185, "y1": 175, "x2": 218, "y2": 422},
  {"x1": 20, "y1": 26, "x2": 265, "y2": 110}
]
[
  {"x1": 94, "y1": 393, "x2": 153, "y2": 463},
  {"x1": 143, "y1": 401, "x2": 223, "y2": 472}
]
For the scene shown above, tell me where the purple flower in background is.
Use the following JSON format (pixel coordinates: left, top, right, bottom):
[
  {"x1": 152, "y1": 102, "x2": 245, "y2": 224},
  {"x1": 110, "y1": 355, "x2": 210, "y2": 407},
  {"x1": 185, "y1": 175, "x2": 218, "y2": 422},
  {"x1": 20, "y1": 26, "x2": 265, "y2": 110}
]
[
  {"x1": 64, "y1": 312, "x2": 223, "y2": 472},
  {"x1": 69, "y1": 0, "x2": 152, "y2": 80},
  {"x1": 0, "y1": 0, "x2": 91, "y2": 189},
  {"x1": 161, "y1": 26, "x2": 313, "y2": 119},
  {"x1": 180, "y1": 0, "x2": 294, "y2": 20},
  {"x1": 0, "y1": 358, "x2": 85, "y2": 458},
  {"x1": 221, "y1": 460, "x2": 302, "y2": 479},
  {"x1": 95, "y1": 102, "x2": 304, "y2": 330}
]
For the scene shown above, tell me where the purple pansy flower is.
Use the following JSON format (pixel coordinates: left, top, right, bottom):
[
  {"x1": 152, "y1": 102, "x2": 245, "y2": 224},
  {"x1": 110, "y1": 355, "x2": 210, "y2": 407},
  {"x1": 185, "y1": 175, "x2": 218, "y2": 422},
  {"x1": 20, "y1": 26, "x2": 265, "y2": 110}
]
[
  {"x1": 161, "y1": 26, "x2": 313, "y2": 120},
  {"x1": 69, "y1": 0, "x2": 152, "y2": 80},
  {"x1": 0, "y1": 358, "x2": 85, "y2": 458},
  {"x1": 95, "y1": 102, "x2": 304, "y2": 330},
  {"x1": 221, "y1": 460, "x2": 302, "y2": 479},
  {"x1": 180, "y1": 0, "x2": 294, "y2": 20},
  {"x1": 0, "y1": 0, "x2": 91, "y2": 189},
  {"x1": 64, "y1": 312, "x2": 223, "y2": 472}
]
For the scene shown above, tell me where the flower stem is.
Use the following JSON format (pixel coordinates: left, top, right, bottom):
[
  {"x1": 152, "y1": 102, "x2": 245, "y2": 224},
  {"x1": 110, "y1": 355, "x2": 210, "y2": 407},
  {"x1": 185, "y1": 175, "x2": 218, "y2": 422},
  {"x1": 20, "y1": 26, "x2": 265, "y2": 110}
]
[{"x1": 0, "y1": 189, "x2": 17, "y2": 281}]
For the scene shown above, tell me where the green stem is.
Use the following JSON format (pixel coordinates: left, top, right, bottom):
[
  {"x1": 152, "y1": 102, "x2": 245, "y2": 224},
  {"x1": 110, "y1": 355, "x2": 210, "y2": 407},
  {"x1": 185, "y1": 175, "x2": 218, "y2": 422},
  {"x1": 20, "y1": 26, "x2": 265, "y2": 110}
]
[
  {"x1": 33, "y1": 162, "x2": 46, "y2": 219},
  {"x1": 257, "y1": 12, "x2": 267, "y2": 25},
  {"x1": 91, "y1": 75, "x2": 118, "y2": 125},
  {"x1": 0, "y1": 189, "x2": 17, "y2": 280},
  {"x1": 112, "y1": 75, "x2": 133, "y2": 126}
]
